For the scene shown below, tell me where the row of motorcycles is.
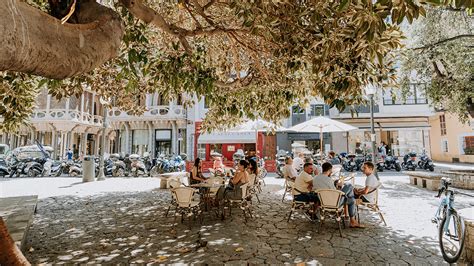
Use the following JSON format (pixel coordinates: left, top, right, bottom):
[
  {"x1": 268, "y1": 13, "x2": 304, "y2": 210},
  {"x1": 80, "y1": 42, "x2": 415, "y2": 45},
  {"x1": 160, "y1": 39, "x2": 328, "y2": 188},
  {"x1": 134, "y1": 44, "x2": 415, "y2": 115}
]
[
  {"x1": 275, "y1": 149, "x2": 435, "y2": 177},
  {"x1": 0, "y1": 152, "x2": 187, "y2": 178},
  {"x1": 338, "y1": 150, "x2": 434, "y2": 172},
  {"x1": 110, "y1": 153, "x2": 187, "y2": 177}
]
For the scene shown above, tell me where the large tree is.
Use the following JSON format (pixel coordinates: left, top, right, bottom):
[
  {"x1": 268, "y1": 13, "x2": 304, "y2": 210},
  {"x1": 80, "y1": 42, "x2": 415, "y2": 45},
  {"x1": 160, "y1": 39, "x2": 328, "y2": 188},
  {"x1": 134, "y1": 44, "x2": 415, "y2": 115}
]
[
  {"x1": 0, "y1": 0, "x2": 473, "y2": 132},
  {"x1": 400, "y1": 6, "x2": 474, "y2": 121}
]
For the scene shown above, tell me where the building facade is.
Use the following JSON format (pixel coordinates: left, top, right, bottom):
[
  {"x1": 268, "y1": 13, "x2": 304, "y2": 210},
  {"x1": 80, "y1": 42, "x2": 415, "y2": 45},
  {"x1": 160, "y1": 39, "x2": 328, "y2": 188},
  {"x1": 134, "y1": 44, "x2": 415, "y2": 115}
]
[
  {"x1": 107, "y1": 92, "x2": 187, "y2": 158},
  {"x1": 0, "y1": 88, "x2": 106, "y2": 160},
  {"x1": 0, "y1": 89, "x2": 188, "y2": 160},
  {"x1": 277, "y1": 84, "x2": 434, "y2": 157},
  {"x1": 429, "y1": 112, "x2": 474, "y2": 163}
]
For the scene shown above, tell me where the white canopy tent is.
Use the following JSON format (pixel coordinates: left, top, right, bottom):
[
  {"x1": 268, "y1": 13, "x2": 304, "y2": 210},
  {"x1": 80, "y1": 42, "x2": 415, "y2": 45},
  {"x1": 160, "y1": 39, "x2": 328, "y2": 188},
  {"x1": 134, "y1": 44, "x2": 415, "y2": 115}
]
[
  {"x1": 287, "y1": 116, "x2": 357, "y2": 158},
  {"x1": 198, "y1": 119, "x2": 286, "y2": 155}
]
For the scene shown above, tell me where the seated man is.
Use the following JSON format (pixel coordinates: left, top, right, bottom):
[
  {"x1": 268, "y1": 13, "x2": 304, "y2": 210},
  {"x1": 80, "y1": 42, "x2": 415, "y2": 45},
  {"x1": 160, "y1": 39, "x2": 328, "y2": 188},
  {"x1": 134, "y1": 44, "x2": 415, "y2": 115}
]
[
  {"x1": 293, "y1": 163, "x2": 318, "y2": 203},
  {"x1": 305, "y1": 157, "x2": 320, "y2": 176},
  {"x1": 282, "y1": 157, "x2": 298, "y2": 182},
  {"x1": 354, "y1": 162, "x2": 381, "y2": 203},
  {"x1": 313, "y1": 162, "x2": 362, "y2": 228}
]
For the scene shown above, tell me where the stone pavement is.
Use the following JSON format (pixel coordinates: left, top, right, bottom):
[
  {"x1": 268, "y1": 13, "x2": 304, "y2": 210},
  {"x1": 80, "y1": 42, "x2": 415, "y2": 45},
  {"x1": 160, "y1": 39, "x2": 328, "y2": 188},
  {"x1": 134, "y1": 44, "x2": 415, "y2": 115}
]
[
  {"x1": 16, "y1": 173, "x2": 473, "y2": 264},
  {"x1": 0, "y1": 195, "x2": 38, "y2": 250}
]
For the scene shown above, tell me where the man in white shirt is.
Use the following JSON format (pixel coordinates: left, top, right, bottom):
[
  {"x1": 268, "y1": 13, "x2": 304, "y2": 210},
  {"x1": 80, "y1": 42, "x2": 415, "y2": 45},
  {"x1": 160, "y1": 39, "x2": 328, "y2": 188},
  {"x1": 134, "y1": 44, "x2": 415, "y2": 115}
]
[
  {"x1": 313, "y1": 162, "x2": 361, "y2": 228},
  {"x1": 355, "y1": 162, "x2": 382, "y2": 203},
  {"x1": 292, "y1": 152, "x2": 304, "y2": 173},
  {"x1": 282, "y1": 157, "x2": 298, "y2": 182},
  {"x1": 293, "y1": 163, "x2": 317, "y2": 203}
]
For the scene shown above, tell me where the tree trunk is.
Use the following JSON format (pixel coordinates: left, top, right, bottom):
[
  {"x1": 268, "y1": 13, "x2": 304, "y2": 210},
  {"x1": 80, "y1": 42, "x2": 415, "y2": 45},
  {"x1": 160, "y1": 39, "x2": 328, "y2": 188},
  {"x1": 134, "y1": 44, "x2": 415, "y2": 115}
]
[
  {"x1": 0, "y1": 217, "x2": 31, "y2": 265},
  {"x1": 0, "y1": 0, "x2": 123, "y2": 79}
]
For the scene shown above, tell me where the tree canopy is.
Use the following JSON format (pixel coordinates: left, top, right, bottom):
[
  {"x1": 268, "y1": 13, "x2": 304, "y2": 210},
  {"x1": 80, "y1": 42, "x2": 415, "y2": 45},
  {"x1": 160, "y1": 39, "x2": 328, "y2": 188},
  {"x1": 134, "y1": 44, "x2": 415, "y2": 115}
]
[
  {"x1": 0, "y1": 0, "x2": 473, "y2": 132},
  {"x1": 400, "y1": 6, "x2": 474, "y2": 121}
]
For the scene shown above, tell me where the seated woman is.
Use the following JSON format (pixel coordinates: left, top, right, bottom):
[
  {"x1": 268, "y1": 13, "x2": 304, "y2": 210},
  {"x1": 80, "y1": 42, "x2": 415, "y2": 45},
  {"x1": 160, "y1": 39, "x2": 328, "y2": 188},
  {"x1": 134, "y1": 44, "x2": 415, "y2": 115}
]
[
  {"x1": 216, "y1": 160, "x2": 250, "y2": 201},
  {"x1": 247, "y1": 159, "x2": 259, "y2": 186},
  {"x1": 190, "y1": 158, "x2": 206, "y2": 185}
]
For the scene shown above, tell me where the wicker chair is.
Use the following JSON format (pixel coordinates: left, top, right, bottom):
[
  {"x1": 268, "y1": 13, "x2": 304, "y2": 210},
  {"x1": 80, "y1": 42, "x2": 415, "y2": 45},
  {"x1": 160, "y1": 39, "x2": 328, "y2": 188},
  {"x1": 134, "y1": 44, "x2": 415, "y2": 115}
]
[
  {"x1": 171, "y1": 187, "x2": 202, "y2": 226},
  {"x1": 356, "y1": 185, "x2": 386, "y2": 226},
  {"x1": 315, "y1": 189, "x2": 346, "y2": 237},
  {"x1": 222, "y1": 183, "x2": 252, "y2": 222},
  {"x1": 287, "y1": 188, "x2": 315, "y2": 222}
]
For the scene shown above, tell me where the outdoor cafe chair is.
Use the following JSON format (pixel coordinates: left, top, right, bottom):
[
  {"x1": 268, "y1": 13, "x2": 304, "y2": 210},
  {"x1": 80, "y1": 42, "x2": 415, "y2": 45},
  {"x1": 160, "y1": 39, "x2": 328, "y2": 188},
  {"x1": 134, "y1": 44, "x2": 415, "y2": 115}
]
[
  {"x1": 356, "y1": 185, "x2": 386, "y2": 226},
  {"x1": 247, "y1": 173, "x2": 261, "y2": 203},
  {"x1": 164, "y1": 179, "x2": 184, "y2": 217},
  {"x1": 315, "y1": 189, "x2": 346, "y2": 237},
  {"x1": 222, "y1": 183, "x2": 252, "y2": 222},
  {"x1": 281, "y1": 177, "x2": 294, "y2": 202},
  {"x1": 287, "y1": 189, "x2": 315, "y2": 222},
  {"x1": 171, "y1": 187, "x2": 203, "y2": 226}
]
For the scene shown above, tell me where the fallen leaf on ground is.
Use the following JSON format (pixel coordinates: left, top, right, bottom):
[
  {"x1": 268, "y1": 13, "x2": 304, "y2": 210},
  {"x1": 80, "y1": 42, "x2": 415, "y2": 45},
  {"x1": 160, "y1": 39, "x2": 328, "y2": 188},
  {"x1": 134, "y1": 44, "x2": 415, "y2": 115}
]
[
  {"x1": 151, "y1": 256, "x2": 168, "y2": 262},
  {"x1": 177, "y1": 247, "x2": 191, "y2": 253},
  {"x1": 235, "y1": 247, "x2": 244, "y2": 252}
]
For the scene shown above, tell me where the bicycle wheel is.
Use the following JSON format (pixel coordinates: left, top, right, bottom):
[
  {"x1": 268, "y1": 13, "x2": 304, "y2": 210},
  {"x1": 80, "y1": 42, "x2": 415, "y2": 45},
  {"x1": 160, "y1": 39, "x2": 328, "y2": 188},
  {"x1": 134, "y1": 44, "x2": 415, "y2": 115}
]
[{"x1": 438, "y1": 211, "x2": 465, "y2": 263}]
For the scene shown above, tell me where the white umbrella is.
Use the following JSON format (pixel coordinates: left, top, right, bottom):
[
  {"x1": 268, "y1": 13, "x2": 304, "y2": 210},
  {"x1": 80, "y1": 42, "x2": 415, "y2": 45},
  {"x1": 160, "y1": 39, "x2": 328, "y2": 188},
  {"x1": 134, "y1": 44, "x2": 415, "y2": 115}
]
[
  {"x1": 287, "y1": 116, "x2": 357, "y2": 159},
  {"x1": 230, "y1": 119, "x2": 286, "y2": 158},
  {"x1": 229, "y1": 119, "x2": 286, "y2": 132}
]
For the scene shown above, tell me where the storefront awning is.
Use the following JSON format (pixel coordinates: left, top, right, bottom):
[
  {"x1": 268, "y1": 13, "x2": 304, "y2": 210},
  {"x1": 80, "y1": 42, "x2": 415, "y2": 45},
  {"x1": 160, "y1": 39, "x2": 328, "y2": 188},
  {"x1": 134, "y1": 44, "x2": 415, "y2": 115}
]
[{"x1": 198, "y1": 131, "x2": 256, "y2": 144}]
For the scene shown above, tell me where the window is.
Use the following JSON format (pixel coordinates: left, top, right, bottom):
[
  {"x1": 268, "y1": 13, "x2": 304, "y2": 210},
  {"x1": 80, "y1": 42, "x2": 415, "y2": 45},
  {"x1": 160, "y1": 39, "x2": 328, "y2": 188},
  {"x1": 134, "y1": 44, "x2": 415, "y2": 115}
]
[
  {"x1": 441, "y1": 140, "x2": 449, "y2": 153},
  {"x1": 440, "y1": 115, "x2": 447, "y2": 136},
  {"x1": 151, "y1": 93, "x2": 169, "y2": 106},
  {"x1": 383, "y1": 84, "x2": 428, "y2": 105},
  {"x1": 463, "y1": 136, "x2": 474, "y2": 155},
  {"x1": 292, "y1": 105, "x2": 305, "y2": 114},
  {"x1": 310, "y1": 104, "x2": 326, "y2": 116},
  {"x1": 197, "y1": 144, "x2": 206, "y2": 159}
]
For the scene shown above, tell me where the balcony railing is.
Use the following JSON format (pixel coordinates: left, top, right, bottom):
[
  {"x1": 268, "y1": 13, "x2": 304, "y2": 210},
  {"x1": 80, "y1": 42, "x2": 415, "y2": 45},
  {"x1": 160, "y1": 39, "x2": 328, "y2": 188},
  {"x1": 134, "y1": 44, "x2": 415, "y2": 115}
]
[
  {"x1": 341, "y1": 104, "x2": 380, "y2": 114},
  {"x1": 31, "y1": 109, "x2": 103, "y2": 126},
  {"x1": 108, "y1": 105, "x2": 186, "y2": 120}
]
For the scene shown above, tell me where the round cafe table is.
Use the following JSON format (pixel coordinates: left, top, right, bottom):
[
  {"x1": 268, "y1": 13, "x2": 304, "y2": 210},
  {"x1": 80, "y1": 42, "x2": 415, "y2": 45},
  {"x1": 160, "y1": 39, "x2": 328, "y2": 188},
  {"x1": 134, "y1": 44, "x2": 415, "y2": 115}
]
[{"x1": 189, "y1": 182, "x2": 223, "y2": 211}]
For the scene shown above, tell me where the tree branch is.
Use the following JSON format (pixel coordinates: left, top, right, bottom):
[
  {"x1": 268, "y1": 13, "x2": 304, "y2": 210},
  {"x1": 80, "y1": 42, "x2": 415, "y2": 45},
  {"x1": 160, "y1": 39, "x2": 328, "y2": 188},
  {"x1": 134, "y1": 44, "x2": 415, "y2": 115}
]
[
  {"x1": 412, "y1": 34, "x2": 474, "y2": 50},
  {"x1": 0, "y1": 0, "x2": 123, "y2": 79}
]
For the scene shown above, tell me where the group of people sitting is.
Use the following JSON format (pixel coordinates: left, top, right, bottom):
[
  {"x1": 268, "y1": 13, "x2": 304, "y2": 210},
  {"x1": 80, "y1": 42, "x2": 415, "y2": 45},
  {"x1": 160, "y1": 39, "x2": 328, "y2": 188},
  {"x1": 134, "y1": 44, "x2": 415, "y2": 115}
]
[
  {"x1": 283, "y1": 155, "x2": 381, "y2": 228},
  {"x1": 189, "y1": 157, "x2": 259, "y2": 203}
]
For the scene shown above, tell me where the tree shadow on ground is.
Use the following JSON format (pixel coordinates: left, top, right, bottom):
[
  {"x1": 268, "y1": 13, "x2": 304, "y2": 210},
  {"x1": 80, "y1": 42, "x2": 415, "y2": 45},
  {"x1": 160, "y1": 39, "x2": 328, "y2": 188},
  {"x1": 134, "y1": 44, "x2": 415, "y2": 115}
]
[{"x1": 24, "y1": 183, "x2": 448, "y2": 264}]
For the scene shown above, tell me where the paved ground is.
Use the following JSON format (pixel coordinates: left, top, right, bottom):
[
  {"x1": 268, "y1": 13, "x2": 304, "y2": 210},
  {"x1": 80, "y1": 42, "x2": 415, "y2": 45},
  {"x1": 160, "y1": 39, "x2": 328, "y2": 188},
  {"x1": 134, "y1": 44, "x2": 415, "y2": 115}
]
[{"x1": 1, "y1": 172, "x2": 473, "y2": 264}]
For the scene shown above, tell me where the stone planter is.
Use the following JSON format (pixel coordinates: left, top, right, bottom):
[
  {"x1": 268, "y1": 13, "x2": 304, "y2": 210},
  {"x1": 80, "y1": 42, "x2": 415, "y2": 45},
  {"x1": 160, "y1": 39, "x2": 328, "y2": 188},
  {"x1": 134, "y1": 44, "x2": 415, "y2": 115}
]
[
  {"x1": 406, "y1": 171, "x2": 442, "y2": 191},
  {"x1": 459, "y1": 207, "x2": 474, "y2": 263},
  {"x1": 442, "y1": 170, "x2": 474, "y2": 190}
]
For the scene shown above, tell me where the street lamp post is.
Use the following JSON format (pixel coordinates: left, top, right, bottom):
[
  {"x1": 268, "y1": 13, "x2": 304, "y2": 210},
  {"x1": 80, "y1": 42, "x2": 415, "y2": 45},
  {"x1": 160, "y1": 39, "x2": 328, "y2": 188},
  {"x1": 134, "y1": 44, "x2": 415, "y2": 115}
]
[
  {"x1": 365, "y1": 84, "x2": 379, "y2": 180},
  {"x1": 97, "y1": 97, "x2": 110, "y2": 181}
]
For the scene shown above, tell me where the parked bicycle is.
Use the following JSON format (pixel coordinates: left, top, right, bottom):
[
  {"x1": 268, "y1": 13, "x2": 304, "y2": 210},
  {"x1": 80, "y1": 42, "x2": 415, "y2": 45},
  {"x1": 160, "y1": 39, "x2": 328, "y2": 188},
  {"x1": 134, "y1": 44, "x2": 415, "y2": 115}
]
[{"x1": 432, "y1": 177, "x2": 466, "y2": 263}]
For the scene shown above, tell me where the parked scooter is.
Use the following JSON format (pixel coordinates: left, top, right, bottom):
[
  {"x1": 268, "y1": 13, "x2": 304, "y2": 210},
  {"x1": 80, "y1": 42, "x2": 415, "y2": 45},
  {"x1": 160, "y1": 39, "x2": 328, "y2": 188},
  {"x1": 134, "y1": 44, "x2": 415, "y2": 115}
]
[
  {"x1": 276, "y1": 150, "x2": 288, "y2": 178},
  {"x1": 343, "y1": 154, "x2": 358, "y2": 172},
  {"x1": 69, "y1": 161, "x2": 83, "y2": 177},
  {"x1": 402, "y1": 152, "x2": 417, "y2": 171},
  {"x1": 384, "y1": 153, "x2": 402, "y2": 171},
  {"x1": 0, "y1": 158, "x2": 9, "y2": 177},
  {"x1": 110, "y1": 154, "x2": 126, "y2": 177},
  {"x1": 170, "y1": 154, "x2": 186, "y2": 172},
  {"x1": 24, "y1": 157, "x2": 47, "y2": 177},
  {"x1": 418, "y1": 150, "x2": 435, "y2": 172},
  {"x1": 130, "y1": 154, "x2": 147, "y2": 177}
]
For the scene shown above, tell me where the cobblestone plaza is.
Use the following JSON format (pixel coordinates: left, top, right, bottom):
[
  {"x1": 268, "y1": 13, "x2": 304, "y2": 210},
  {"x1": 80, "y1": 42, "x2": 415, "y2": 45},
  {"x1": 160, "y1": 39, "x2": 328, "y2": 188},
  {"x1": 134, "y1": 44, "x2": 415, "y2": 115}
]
[{"x1": 2, "y1": 173, "x2": 472, "y2": 264}]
